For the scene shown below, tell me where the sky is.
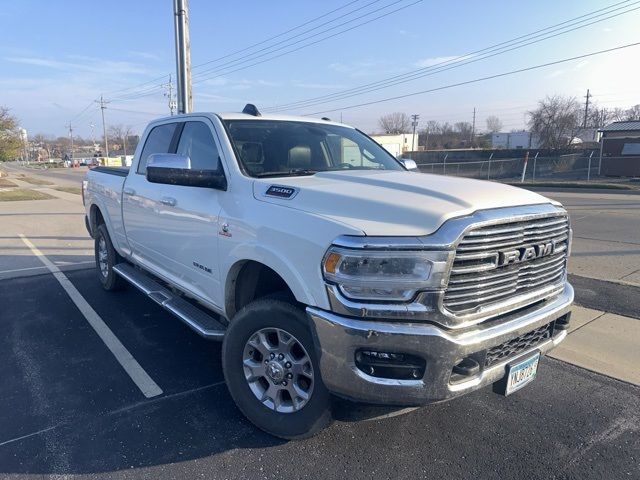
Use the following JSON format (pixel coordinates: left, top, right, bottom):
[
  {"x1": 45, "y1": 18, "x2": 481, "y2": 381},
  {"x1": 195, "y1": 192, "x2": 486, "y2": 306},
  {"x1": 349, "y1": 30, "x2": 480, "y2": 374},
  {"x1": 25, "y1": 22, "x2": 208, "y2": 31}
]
[{"x1": 0, "y1": 0, "x2": 638, "y2": 139}]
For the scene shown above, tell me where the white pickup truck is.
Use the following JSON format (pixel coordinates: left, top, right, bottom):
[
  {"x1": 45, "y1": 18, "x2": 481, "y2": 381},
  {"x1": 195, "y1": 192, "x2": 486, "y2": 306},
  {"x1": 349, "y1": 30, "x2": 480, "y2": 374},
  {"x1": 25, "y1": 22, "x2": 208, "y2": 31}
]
[{"x1": 83, "y1": 105, "x2": 573, "y2": 439}]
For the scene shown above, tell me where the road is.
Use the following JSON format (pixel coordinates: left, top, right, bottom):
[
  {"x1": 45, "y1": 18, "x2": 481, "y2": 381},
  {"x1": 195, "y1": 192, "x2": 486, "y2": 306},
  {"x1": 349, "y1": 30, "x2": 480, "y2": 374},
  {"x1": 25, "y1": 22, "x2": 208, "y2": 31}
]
[
  {"x1": 3, "y1": 162, "x2": 89, "y2": 187},
  {"x1": 541, "y1": 188, "x2": 640, "y2": 287},
  {"x1": 1, "y1": 268, "x2": 638, "y2": 479}
]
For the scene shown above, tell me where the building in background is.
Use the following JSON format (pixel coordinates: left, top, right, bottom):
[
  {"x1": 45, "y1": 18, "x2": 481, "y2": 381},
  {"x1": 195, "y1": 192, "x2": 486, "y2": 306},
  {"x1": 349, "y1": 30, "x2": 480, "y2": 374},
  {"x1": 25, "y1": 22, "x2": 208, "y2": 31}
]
[
  {"x1": 491, "y1": 131, "x2": 540, "y2": 149},
  {"x1": 370, "y1": 133, "x2": 418, "y2": 157},
  {"x1": 599, "y1": 121, "x2": 640, "y2": 176}
]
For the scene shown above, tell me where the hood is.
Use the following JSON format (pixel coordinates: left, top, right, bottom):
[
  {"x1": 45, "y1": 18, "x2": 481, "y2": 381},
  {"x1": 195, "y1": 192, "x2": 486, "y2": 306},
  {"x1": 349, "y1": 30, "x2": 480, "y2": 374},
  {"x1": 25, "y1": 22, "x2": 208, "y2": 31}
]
[{"x1": 253, "y1": 170, "x2": 555, "y2": 236}]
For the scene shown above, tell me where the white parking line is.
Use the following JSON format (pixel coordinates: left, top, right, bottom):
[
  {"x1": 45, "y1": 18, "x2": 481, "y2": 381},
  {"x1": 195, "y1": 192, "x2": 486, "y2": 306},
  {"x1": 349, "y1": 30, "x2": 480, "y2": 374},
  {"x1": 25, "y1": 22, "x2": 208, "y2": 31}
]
[
  {"x1": 19, "y1": 234, "x2": 163, "y2": 399},
  {"x1": 0, "y1": 260, "x2": 94, "y2": 275}
]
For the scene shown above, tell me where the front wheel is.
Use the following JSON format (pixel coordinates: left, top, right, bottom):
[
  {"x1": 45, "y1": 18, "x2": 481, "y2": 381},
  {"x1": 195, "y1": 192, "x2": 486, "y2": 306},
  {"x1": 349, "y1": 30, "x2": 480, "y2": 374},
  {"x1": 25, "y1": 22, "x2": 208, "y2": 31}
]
[{"x1": 222, "y1": 298, "x2": 332, "y2": 439}]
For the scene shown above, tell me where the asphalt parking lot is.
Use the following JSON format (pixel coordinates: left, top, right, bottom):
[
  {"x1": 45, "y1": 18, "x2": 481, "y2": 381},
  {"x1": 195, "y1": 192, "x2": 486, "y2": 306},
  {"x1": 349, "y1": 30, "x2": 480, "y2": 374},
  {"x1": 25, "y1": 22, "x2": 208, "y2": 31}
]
[
  {"x1": 1, "y1": 169, "x2": 640, "y2": 479},
  {"x1": 2, "y1": 269, "x2": 639, "y2": 479}
]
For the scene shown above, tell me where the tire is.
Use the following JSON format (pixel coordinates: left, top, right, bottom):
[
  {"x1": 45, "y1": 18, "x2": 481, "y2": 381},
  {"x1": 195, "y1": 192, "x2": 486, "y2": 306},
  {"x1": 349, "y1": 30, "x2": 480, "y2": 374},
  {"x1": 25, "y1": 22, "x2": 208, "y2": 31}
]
[
  {"x1": 95, "y1": 224, "x2": 126, "y2": 291},
  {"x1": 222, "y1": 298, "x2": 332, "y2": 439}
]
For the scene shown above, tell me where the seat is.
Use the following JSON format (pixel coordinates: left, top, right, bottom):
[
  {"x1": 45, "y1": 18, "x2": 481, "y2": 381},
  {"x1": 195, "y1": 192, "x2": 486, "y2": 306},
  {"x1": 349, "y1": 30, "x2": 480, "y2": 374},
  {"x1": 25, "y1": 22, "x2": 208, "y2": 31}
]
[
  {"x1": 241, "y1": 142, "x2": 263, "y2": 174},
  {"x1": 288, "y1": 145, "x2": 312, "y2": 170}
]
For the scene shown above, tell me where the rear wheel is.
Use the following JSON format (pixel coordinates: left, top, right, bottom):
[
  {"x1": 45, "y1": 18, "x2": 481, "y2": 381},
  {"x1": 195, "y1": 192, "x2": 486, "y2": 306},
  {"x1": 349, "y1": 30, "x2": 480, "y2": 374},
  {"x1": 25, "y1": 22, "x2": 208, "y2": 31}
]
[
  {"x1": 95, "y1": 224, "x2": 125, "y2": 291},
  {"x1": 222, "y1": 298, "x2": 332, "y2": 439}
]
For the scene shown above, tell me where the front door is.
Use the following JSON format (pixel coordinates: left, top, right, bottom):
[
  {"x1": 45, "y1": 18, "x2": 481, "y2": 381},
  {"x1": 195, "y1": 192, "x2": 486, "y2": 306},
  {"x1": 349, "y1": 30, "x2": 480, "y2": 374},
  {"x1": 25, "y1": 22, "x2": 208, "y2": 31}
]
[
  {"x1": 123, "y1": 121, "x2": 181, "y2": 272},
  {"x1": 151, "y1": 119, "x2": 226, "y2": 308}
]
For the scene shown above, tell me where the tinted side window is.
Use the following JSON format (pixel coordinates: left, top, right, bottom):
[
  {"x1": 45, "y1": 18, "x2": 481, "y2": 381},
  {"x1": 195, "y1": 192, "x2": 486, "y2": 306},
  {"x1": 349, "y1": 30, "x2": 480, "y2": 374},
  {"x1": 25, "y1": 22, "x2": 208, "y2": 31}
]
[
  {"x1": 176, "y1": 122, "x2": 220, "y2": 170},
  {"x1": 137, "y1": 123, "x2": 178, "y2": 174}
]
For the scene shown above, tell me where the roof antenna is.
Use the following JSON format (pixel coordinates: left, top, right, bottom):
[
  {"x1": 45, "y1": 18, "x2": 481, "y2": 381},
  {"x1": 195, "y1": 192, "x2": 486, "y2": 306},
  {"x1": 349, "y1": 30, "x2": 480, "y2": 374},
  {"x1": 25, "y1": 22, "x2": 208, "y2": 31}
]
[{"x1": 242, "y1": 103, "x2": 261, "y2": 117}]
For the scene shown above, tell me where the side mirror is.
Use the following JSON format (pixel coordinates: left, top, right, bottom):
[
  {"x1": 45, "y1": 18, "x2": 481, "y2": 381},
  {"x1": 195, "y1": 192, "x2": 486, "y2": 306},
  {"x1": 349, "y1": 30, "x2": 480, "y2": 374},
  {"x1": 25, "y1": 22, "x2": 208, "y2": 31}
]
[
  {"x1": 146, "y1": 153, "x2": 227, "y2": 190},
  {"x1": 400, "y1": 158, "x2": 419, "y2": 171}
]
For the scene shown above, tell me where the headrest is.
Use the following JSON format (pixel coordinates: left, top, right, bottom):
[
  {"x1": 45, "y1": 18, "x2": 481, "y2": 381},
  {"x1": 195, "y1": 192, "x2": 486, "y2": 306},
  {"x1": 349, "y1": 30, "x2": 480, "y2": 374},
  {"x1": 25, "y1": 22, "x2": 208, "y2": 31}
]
[{"x1": 288, "y1": 145, "x2": 311, "y2": 169}]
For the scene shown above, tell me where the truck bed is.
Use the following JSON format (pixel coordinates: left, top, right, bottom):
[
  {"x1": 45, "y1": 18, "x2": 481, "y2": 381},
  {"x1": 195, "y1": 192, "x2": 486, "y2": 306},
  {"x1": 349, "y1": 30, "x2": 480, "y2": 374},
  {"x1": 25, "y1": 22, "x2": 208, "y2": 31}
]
[{"x1": 90, "y1": 166, "x2": 129, "y2": 177}]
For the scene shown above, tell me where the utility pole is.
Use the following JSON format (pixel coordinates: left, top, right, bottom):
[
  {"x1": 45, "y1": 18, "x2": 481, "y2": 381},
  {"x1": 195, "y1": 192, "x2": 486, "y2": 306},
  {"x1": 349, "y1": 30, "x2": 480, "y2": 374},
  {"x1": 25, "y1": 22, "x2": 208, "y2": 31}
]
[
  {"x1": 89, "y1": 123, "x2": 96, "y2": 151},
  {"x1": 583, "y1": 89, "x2": 591, "y2": 128},
  {"x1": 471, "y1": 107, "x2": 476, "y2": 146},
  {"x1": 66, "y1": 122, "x2": 74, "y2": 161},
  {"x1": 96, "y1": 95, "x2": 110, "y2": 158},
  {"x1": 173, "y1": 0, "x2": 192, "y2": 114},
  {"x1": 162, "y1": 74, "x2": 177, "y2": 115},
  {"x1": 410, "y1": 114, "x2": 419, "y2": 152}
]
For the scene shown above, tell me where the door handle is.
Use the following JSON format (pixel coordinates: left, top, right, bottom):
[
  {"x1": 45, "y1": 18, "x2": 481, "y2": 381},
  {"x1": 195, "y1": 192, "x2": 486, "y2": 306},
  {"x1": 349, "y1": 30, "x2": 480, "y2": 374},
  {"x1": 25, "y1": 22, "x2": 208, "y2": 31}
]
[
  {"x1": 160, "y1": 197, "x2": 177, "y2": 207},
  {"x1": 123, "y1": 187, "x2": 135, "y2": 196}
]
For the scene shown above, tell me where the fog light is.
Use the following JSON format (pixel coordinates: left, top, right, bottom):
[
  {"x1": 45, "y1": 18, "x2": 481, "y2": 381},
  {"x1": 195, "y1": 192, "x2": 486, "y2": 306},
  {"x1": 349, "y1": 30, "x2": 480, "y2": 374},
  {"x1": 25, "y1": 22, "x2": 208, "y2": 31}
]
[{"x1": 355, "y1": 349, "x2": 426, "y2": 380}]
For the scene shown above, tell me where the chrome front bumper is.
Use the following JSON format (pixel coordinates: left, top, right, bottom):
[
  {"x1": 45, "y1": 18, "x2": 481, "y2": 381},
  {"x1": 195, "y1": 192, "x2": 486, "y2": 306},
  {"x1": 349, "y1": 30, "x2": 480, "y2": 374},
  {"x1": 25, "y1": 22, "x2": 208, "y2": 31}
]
[{"x1": 307, "y1": 283, "x2": 573, "y2": 406}]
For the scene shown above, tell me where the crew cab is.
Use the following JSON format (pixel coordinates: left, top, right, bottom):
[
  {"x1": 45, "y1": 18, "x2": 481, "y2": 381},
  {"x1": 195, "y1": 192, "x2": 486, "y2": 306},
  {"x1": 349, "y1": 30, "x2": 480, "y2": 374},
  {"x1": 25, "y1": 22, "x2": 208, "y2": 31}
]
[{"x1": 83, "y1": 105, "x2": 573, "y2": 439}]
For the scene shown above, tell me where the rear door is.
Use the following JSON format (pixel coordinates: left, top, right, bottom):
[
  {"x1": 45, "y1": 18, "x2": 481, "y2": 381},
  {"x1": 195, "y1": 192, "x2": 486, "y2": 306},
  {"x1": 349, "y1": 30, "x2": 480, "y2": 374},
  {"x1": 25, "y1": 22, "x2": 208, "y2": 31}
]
[
  {"x1": 126, "y1": 118, "x2": 226, "y2": 308},
  {"x1": 122, "y1": 121, "x2": 181, "y2": 275}
]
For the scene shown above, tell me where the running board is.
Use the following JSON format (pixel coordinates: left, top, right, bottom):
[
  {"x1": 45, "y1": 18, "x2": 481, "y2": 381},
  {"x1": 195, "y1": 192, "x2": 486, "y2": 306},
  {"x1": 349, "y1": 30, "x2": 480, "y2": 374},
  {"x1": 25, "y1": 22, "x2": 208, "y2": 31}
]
[{"x1": 113, "y1": 263, "x2": 226, "y2": 340}]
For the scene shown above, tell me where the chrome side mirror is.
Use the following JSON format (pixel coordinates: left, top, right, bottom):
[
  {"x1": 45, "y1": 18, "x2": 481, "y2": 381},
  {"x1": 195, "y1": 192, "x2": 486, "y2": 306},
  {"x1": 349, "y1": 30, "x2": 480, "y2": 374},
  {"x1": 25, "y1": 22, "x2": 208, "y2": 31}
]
[
  {"x1": 147, "y1": 153, "x2": 191, "y2": 169},
  {"x1": 400, "y1": 158, "x2": 419, "y2": 171}
]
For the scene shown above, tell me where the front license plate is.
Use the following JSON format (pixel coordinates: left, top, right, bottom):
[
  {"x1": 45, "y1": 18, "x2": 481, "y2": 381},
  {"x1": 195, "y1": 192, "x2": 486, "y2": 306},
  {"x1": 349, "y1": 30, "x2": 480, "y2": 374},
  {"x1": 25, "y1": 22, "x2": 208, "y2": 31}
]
[{"x1": 504, "y1": 353, "x2": 540, "y2": 395}]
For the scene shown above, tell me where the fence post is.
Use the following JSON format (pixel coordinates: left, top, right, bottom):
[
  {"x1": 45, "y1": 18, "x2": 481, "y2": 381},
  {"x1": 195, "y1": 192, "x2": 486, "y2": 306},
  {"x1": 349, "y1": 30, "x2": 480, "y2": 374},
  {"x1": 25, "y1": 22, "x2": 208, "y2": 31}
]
[
  {"x1": 598, "y1": 137, "x2": 604, "y2": 175},
  {"x1": 487, "y1": 153, "x2": 493, "y2": 180},
  {"x1": 443, "y1": 154, "x2": 448, "y2": 175},
  {"x1": 520, "y1": 151, "x2": 529, "y2": 183},
  {"x1": 587, "y1": 151, "x2": 594, "y2": 181},
  {"x1": 532, "y1": 152, "x2": 539, "y2": 181}
]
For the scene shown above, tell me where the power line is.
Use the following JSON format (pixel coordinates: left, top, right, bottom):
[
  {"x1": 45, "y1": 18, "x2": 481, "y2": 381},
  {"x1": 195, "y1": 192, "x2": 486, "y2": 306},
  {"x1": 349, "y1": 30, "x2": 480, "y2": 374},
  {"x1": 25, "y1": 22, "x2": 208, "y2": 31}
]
[
  {"x1": 108, "y1": 106, "x2": 166, "y2": 116},
  {"x1": 191, "y1": 0, "x2": 375, "y2": 71},
  {"x1": 266, "y1": 1, "x2": 640, "y2": 112},
  {"x1": 93, "y1": 0, "x2": 366, "y2": 101},
  {"x1": 191, "y1": 0, "x2": 403, "y2": 79},
  {"x1": 191, "y1": 0, "x2": 422, "y2": 85},
  {"x1": 69, "y1": 1, "x2": 419, "y2": 117},
  {"x1": 302, "y1": 41, "x2": 640, "y2": 115},
  {"x1": 70, "y1": 101, "x2": 96, "y2": 123}
]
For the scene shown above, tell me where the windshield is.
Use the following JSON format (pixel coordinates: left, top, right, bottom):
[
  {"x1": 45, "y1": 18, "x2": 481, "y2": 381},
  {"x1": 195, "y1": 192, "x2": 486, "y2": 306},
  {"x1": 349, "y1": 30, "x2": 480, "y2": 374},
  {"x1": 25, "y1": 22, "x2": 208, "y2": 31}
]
[{"x1": 223, "y1": 120, "x2": 404, "y2": 178}]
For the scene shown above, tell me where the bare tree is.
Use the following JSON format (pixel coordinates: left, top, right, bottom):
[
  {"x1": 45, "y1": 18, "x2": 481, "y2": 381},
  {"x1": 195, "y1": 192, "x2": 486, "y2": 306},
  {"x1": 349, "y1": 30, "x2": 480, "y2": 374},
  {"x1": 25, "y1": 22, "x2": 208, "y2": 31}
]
[
  {"x1": 527, "y1": 95, "x2": 581, "y2": 149},
  {"x1": 108, "y1": 124, "x2": 135, "y2": 156},
  {"x1": 625, "y1": 104, "x2": 640, "y2": 121},
  {"x1": 378, "y1": 112, "x2": 411, "y2": 134},
  {"x1": 609, "y1": 107, "x2": 627, "y2": 122},
  {"x1": 424, "y1": 120, "x2": 440, "y2": 135},
  {"x1": 0, "y1": 106, "x2": 23, "y2": 162},
  {"x1": 454, "y1": 121, "x2": 472, "y2": 135},
  {"x1": 485, "y1": 115, "x2": 503, "y2": 133}
]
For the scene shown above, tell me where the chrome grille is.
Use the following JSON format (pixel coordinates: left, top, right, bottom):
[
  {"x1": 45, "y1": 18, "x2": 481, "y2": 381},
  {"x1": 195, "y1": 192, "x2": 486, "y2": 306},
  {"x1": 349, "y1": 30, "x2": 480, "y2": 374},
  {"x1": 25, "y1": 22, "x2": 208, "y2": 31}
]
[{"x1": 444, "y1": 214, "x2": 569, "y2": 314}]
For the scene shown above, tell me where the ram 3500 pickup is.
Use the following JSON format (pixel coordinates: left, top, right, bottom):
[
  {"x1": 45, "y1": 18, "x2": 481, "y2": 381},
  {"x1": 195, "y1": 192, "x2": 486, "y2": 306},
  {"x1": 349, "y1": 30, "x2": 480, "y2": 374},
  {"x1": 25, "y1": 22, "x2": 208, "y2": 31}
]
[{"x1": 83, "y1": 105, "x2": 573, "y2": 439}]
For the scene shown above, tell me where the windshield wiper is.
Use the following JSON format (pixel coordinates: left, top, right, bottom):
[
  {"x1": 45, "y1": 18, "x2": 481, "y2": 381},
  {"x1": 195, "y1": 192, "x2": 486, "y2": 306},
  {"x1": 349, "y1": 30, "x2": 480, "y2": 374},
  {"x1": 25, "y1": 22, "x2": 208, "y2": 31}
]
[{"x1": 255, "y1": 169, "x2": 318, "y2": 178}]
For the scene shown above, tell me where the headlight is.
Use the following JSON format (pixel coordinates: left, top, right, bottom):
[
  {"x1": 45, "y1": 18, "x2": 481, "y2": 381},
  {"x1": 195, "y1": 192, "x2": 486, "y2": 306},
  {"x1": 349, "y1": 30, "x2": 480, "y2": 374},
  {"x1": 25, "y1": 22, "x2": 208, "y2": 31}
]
[{"x1": 322, "y1": 246, "x2": 451, "y2": 302}]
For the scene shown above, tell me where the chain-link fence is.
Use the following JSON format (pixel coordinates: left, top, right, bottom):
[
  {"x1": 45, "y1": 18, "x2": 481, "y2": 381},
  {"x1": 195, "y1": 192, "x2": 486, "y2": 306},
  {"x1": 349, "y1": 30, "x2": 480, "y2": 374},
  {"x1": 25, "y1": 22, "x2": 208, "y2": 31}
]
[{"x1": 416, "y1": 151, "x2": 612, "y2": 182}]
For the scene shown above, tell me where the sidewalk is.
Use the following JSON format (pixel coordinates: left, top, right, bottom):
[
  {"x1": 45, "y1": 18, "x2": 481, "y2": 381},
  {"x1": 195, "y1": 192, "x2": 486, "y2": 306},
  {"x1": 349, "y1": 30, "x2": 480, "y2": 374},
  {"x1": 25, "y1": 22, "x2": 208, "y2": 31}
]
[
  {"x1": 549, "y1": 305, "x2": 640, "y2": 386},
  {"x1": 0, "y1": 184, "x2": 93, "y2": 281}
]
